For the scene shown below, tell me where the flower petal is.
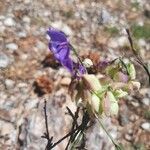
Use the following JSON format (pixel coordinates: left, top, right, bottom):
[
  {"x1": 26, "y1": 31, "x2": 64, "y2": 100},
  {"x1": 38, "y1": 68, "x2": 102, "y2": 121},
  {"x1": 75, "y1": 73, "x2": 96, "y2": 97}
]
[
  {"x1": 47, "y1": 28, "x2": 67, "y2": 42},
  {"x1": 50, "y1": 42, "x2": 70, "y2": 60},
  {"x1": 62, "y1": 58, "x2": 73, "y2": 73}
]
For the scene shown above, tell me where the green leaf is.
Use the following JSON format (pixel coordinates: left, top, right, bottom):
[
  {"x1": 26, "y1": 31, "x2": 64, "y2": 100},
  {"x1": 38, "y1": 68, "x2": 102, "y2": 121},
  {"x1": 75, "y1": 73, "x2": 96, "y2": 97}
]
[{"x1": 106, "y1": 66, "x2": 119, "y2": 79}]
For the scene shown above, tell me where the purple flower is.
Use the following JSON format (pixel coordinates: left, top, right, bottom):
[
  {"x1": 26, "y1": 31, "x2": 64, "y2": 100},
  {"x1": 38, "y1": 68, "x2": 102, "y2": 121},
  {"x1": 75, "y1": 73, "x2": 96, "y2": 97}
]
[
  {"x1": 47, "y1": 28, "x2": 73, "y2": 73},
  {"x1": 47, "y1": 28, "x2": 86, "y2": 77}
]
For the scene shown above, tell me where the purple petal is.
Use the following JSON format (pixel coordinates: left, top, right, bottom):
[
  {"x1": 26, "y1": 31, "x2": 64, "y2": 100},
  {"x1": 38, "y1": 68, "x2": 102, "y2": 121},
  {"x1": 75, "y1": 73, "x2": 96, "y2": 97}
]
[
  {"x1": 49, "y1": 42, "x2": 70, "y2": 61},
  {"x1": 47, "y1": 28, "x2": 67, "y2": 43},
  {"x1": 78, "y1": 64, "x2": 86, "y2": 74},
  {"x1": 47, "y1": 27, "x2": 86, "y2": 78},
  {"x1": 62, "y1": 58, "x2": 73, "y2": 73}
]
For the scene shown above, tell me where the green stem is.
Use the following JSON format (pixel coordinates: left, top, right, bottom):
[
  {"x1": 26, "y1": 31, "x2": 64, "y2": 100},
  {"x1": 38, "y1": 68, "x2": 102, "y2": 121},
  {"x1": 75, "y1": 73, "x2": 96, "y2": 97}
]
[{"x1": 95, "y1": 114, "x2": 122, "y2": 150}]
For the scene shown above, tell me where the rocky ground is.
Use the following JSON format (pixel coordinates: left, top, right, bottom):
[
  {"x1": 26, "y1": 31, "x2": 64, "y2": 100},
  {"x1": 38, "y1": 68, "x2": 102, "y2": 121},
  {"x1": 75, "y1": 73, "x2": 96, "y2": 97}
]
[{"x1": 0, "y1": 0, "x2": 150, "y2": 150}]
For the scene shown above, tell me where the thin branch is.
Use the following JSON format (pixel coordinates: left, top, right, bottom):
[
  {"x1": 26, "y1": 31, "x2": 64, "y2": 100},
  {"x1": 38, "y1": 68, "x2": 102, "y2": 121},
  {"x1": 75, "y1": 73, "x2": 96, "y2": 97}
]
[
  {"x1": 126, "y1": 28, "x2": 150, "y2": 85},
  {"x1": 95, "y1": 114, "x2": 122, "y2": 150},
  {"x1": 42, "y1": 105, "x2": 90, "y2": 150},
  {"x1": 42, "y1": 100, "x2": 53, "y2": 150},
  {"x1": 44, "y1": 100, "x2": 50, "y2": 139},
  {"x1": 65, "y1": 107, "x2": 80, "y2": 149}
]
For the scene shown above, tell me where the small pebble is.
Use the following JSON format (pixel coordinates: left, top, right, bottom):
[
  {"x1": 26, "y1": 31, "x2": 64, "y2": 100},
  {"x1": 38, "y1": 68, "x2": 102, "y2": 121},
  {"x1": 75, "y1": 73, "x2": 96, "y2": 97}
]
[
  {"x1": 18, "y1": 31, "x2": 27, "y2": 38},
  {"x1": 6, "y1": 43, "x2": 18, "y2": 51},
  {"x1": 36, "y1": 41, "x2": 46, "y2": 50},
  {"x1": 25, "y1": 98, "x2": 39, "y2": 110},
  {"x1": 4, "y1": 17, "x2": 16, "y2": 26},
  {"x1": 0, "y1": 53, "x2": 10, "y2": 68},
  {"x1": 17, "y1": 82, "x2": 28, "y2": 88},
  {"x1": 142, "y1": 98, "x2": 150, "y2": 106},
  {"x1": 60, "y1": 77, "x2": 71, "y2": 86},
  {"x1": 23, "y1": 16, "x2": 31, "y2": 24},
  {"x1": 5, "y1": 79, "x2": 15, "y2": 89},
  {"x1": 128, "y1": 129, "x2": 133, "y2": 135},
  {"x1": 99, "y1": 8, "x2": 111, "y2": 24},
  {"x1": 129, "y1": 114, "x2": 139, "y2": 122},
  {"x1": 131, "y1": 101, "x2": 140, "y2": 107},
  {"x1": 124, "y1": 133, "x2": 132, "y2": 141},
  {"x1": 141, "y1": 122, "x2": 150, "y2": 131}
]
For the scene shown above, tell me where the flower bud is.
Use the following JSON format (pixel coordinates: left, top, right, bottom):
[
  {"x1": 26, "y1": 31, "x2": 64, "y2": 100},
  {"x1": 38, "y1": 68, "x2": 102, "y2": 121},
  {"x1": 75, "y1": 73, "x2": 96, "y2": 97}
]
[{"x1": 104, "y1": 91, "x2": 119, "y2": 115}]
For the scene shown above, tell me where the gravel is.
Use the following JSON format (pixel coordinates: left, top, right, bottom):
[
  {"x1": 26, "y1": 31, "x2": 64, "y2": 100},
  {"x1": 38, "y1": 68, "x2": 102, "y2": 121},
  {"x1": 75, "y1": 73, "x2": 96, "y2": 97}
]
[
  {"x1": 142, "y1": 98, "x2": 150, "y2": 106},
  {"x1": 5, "y1": 79, "x2": 15, "y2": 89},
  {"x1": 0, "y1": 53, "x2": 10, "y2": 68},
  {"x1": 4, "y1": 17, "x2": 16, "y2": 26},
  {"x1": 0, "y1": 0, "x2": 149, "y2": 149},
  {"x1": 141, "y1": 122, "x2": 150, "y2": 131},
  {"x1": 6, "y1": 43, "x2": 18, "y2": 51}
]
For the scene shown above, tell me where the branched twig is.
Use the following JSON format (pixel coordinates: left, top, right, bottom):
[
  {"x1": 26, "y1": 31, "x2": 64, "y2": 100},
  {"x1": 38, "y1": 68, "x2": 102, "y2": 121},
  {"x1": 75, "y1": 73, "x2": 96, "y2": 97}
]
[
  {"x1": 65, "y1": 107, "x2": 90, "y2": 150},
  {"x1": 42, "y1": 103, "x2": 90, "y2": 150},
  {"x1": 41, "y1": 100, "x2": 53, "y2": 150},
  {"x1": 65, "y1": 107, "x2": 80, "y2": 149},
  {"x1": 126, "y1": 28, "x2": 150, "y2": 85}
]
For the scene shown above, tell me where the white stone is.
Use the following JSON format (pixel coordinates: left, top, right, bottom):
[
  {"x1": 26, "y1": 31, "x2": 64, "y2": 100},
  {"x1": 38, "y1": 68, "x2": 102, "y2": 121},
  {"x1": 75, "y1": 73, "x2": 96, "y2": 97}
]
[
  {"x1": 18, "y1": 31, "x2": 27, "y2": 38},
  {"x1": 5, "y1": 79, "x2": 15, "y2": 89},
  {"x1": 4, "y1": 17, "x2": 16, "y2": 26},
  {"x1": 20, "y1": 54, "x2": 28, "y2": 60},
  {"x1": 141, "y1": 122, "x2": 150, "y2": 131},
  {"x1": 23, "y1": 16, "x2": 31, "y2": 24},
  {"x1": 142, "y1": 98, "x2": 150, "y2": 106},
  {"x1": 99, "y1": 8, "x2": 112, "y2": 24},
  {"x1": 51, "y1": 21, "x2": 72, "y2": 35},
  {"x1": 36, "y1": 41, "x2": 46, "y2": 50},
  {"x1": 17, "y1": 82, "x2": 28, "y2": 88},
  {"x1": 131, "y1": 101, "x2": 140, "y2": 107},
  {"x1": 0, "y1": 53, "x2": 10, "y2": 68},
  {"x1": 6, "y1": 43, "x2": 18, "y2": 51},
  {"x1": 25, "y1": 98, "x2": 39, "y2": 110},
  {"x1": 125, "y1": 133, "x2": 132, "y2": 141}
]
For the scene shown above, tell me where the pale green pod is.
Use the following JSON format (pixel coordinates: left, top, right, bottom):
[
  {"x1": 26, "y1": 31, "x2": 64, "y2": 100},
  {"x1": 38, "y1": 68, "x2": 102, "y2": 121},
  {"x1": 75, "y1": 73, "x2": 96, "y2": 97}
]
[
  {"x1": 91, "y1": 93, "x2": 101, "y2": 113},
  {"x1": 82, "y1": 74, "x2": 102, "y2": 91},
  {"x1": 107, "y1": 91, "x2": 119, "y2": 115},
  {"x1": 127, "y1": 63, "x2": 136, "y2": 80}
]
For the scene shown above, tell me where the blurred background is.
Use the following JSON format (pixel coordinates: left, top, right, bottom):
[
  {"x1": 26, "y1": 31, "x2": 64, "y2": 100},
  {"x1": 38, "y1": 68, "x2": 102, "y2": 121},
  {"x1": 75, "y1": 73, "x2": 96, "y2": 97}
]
[{"x1": 0, "y1": 0, "x2": 149, "y2": 149}]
